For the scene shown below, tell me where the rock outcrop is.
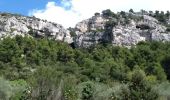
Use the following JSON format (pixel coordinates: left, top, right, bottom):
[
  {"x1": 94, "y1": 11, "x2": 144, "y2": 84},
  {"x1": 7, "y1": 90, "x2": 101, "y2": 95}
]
[
  {"x1": 0, "y1": 13, "x2": 73, "y2": 43},
  {"x1": 74, "y1": 12, "x2": 170, "y2": 47},
  {"x1": 1, "y1": 11, "x2": 170, "y2": 48}
]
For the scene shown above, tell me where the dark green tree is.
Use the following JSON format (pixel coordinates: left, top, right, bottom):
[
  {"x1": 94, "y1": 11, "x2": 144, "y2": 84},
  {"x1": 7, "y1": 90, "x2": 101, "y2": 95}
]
[
  {"x1": 129, "y1": 70, "x2": 159, "y2": 100},
  {"x1": 82, "y1": 83, "x2": 95, "y2": 100},
  {"x1": 129, "y1": 9, "x2": 134, "y2": 13}
]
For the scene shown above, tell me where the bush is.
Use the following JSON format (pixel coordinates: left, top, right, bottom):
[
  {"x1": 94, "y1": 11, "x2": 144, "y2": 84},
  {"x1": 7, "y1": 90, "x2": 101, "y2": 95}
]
[
  {"x1": 0, "y1": 77, "x2": 28, "y2": 100},
  {"x1": 129, "y1": 70, "x2": 159, "y2": 100}
]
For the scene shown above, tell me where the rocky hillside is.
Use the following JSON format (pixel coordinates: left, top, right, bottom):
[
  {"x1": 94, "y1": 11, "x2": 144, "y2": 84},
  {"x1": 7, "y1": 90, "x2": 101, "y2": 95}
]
[
  {"x1": 1, "y1": 10, "x2": 170, "y2": 48},
  {"x1": 0, "y1": 13, "x2": 72, "y2": 43},
  {"x1": 74, "y1": 10, "x2": 170, "y2": 47}
]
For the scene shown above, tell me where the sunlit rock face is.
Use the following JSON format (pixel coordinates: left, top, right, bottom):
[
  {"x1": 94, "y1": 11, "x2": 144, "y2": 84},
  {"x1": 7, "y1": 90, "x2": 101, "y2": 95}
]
[
  {"x1": 1, "y1": 12, "x2": 170, "y2": 48},
  {"x1": 74, "y1": 13, "x2": 170, "y2": 48},
  {"x1": 0, "y1": 13, "x2": 73, "y2": 43}
]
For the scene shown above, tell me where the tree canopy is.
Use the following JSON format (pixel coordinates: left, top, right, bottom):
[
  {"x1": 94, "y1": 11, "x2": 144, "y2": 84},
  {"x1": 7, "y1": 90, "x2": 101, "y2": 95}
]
[{"x1": 0, "y1": 36, "x2": 170, "y2": 99}]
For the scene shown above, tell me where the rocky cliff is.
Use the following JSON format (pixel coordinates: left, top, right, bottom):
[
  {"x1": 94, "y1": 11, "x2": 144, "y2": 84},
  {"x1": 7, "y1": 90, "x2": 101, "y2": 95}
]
[
  {"x1": 1, "y1": 11, "x2": 170, "y2": 48},
  {"x1": 74, "y1": 10, "x2": 170, "y2": 47},
  {"x1": 0, "y1": 13, "x2": 72, "y2": 43}
]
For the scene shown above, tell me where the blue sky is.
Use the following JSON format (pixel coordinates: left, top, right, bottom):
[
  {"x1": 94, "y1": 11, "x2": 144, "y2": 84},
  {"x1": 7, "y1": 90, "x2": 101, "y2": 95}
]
[
  {"x1": 0, "y1": 0, "x2": 170, "y2": 28},
  {"x1": 0, "y1": 0, "x2": 62, "y2": 15}
]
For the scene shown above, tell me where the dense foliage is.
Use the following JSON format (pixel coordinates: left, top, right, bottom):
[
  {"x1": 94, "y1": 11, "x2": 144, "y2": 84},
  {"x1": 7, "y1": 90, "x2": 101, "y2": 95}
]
[{"x1": 0, "y1": 36, "x2": 170, "y2": 99}]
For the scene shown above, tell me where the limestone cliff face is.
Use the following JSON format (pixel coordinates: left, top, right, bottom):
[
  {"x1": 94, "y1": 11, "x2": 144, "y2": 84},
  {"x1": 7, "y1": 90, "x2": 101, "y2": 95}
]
[
  {"x1": 0, "y1": 13, "x2": 73, "y2": 43},
  {"x1": 1, "y1": 11, "x2": 170, "y2": 48},
  {"x1": 74, "y1": 12, "x2": 170, "y2": 47},
  {"x1": 74, "y1": 15, "x2": 108, "y2": 47}
]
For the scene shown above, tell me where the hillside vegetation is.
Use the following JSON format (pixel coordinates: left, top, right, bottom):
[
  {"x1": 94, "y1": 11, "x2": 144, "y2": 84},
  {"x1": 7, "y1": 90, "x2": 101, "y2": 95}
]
[
  {"x1": 0, "y1": 35, "x2": 170, "y2": 100},
  {"x1": 1, "y1": 9, "x2": 170, "y2": 100}
]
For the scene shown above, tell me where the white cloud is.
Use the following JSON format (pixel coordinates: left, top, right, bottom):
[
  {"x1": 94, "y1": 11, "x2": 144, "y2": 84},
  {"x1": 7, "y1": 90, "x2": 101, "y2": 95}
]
[{"x1": 29, "y1": 0, "x2": 170, "y2": 28}]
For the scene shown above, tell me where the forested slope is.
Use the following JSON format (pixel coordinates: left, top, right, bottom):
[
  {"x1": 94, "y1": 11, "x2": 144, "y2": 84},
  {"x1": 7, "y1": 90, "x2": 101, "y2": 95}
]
[{"x1": 0, "y1": 36, "x2": 170, "y2": 99}]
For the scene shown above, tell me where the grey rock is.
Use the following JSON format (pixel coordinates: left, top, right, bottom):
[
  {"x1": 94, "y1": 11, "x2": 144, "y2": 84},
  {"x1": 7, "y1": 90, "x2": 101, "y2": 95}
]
[
  {"x1": 74, "y1": 13, "x2": 170, "y2": 47},
  {"x1": 74, "y1": 31, "x2": 104, "y2": 47},
  {"x1": 152, "y1": 32, "x2": 170, "y2": 42},
  {"x1": 0, "y1": 13, "x2": 73, "y2": 43},
  {"x1": 1, "y1": 12, "x2": 170, "y2": 48}
]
